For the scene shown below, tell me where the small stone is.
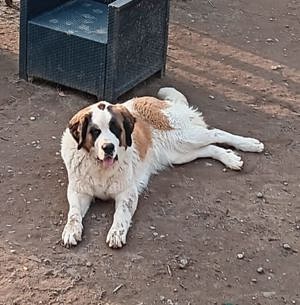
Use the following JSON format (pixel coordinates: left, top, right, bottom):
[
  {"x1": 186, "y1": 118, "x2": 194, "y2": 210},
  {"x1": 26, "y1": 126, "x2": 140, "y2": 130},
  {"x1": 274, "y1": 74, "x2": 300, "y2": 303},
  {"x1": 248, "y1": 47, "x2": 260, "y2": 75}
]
[
  {"x1": 209, "y1": 95, "x2": 215, "y2": 100},
  {"x1": 257, "y1": 267, "x2": 264, "y2": 274},
  {"x1": 271, "y1": 65, "x2": 283, "y2": 70},
  {"x1": 152, "y1": 232, "x2": 159, "y2": 237},
  {"x1": 10, "y1": 250, "x2": 16, "y2": 254},
  {"x1": 256, "y1": 192, "x2": 263, "y2": 198},
  {"x1": 160, "y1": 296, "x2": 165, "y2": 302},
  {"x1": 283, "y1": 243, "x2": 291, "y2": 250},
  {"x1": 179, "y1": 257, "x2": 189, "y2": 269},
  {"x1": 86, "y1": 261, "x2": 92, "y2": 267},
  {"x1": 29, "y1": 116, "x2": 36, "y2": 121},
  {"x1": 237, "y1": 252, "x2": 244, "y2": 259},
  {"x1": 251, "y1": 278, "x2": 257, "y2": 283},
  {"x1": 283, "y1": 181, "x2": 288, "y2": 186},
  {"x1": 262, "y1": 291, "x2": 276, "y2": 298},
  {"x1": 266, "y1": 38, "x2": 274, "y2": 43},
  {"x1": 291, "y1": 300, "x2": 296, "y2": 304},
  {"x1": 44, "y1": 269, "x2": 54, "y2": 276},
  {"x1": 149, "y1": 226, "x2": 156, "y2": 230}
]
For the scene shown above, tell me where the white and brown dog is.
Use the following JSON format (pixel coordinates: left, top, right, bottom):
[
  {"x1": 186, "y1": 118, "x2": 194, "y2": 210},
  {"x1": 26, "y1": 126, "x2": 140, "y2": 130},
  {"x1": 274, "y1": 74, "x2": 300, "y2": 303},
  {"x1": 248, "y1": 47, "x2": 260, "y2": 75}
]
[{"x1": 61, "y1": 88, "x2": 264, "y2": 248}]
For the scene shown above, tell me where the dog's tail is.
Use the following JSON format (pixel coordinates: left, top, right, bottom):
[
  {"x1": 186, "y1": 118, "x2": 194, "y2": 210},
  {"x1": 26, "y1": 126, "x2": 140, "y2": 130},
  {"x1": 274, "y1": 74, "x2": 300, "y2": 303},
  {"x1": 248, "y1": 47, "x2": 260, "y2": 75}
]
[{"x1": 157, "y1": 87, "x2": 188, "y2": 106}]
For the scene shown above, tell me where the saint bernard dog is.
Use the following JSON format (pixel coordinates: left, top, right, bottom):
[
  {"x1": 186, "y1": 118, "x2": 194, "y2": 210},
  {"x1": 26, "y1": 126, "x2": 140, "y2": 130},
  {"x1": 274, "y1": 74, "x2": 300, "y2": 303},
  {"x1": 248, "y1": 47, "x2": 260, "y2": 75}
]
[{"x1": 61, "y1": 88, "x2": 264, "y2": 248}]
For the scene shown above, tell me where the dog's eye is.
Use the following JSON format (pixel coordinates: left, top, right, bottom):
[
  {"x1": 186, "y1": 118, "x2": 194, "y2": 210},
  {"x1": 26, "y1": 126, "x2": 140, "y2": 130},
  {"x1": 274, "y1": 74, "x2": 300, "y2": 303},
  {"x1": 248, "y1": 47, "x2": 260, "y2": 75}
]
[
  {"x1": 109, "y1": 120, "x2": 122, "y2": 139},
  {"x1": 90, "y1": 128, "x2": 101, "y2": 140}
]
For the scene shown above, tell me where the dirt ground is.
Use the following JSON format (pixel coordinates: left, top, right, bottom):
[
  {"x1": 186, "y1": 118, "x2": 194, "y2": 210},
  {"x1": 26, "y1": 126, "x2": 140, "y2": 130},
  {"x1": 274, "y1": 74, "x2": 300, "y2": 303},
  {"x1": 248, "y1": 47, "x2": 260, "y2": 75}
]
[{"x1": 0, "y1": 0, "x2": 300, "y2": 304}]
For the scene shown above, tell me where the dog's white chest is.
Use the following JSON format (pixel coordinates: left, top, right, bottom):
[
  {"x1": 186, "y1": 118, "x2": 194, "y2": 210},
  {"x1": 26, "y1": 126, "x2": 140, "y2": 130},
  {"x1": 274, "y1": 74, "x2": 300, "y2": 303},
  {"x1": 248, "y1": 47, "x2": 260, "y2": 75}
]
[{"x1": 73, "y1": 159, "x2": 132, "y2": 200}]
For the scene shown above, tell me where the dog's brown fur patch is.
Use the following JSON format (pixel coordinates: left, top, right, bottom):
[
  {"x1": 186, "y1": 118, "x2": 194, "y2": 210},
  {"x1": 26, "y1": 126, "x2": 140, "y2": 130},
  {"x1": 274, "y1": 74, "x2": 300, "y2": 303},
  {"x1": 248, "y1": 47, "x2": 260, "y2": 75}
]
[
  {"x1": 68, "y1": 106, "x2": 92, "y2": 151},
  {"x1": 132, "y1": 97, "x2": 173, "y2": 130},
  {"x1": 108, "y1": 105, "x2": 136, "y2": 148},
  {"x1": 98, "y1": 103, "x2": 106, "y2": 110},
  {"x1": 133, "y1": 119, "x2": 152, "y2": 160}
]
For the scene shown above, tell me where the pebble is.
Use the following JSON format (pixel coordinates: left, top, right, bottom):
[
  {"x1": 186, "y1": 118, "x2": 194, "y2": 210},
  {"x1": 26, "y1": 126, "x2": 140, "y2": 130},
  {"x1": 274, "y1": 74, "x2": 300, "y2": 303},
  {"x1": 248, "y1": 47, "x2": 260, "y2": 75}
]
[
  {"x1": 86, "y1": 261, "x2": 92, "y2": 267},
  {"x1": 10, "y1": 249, "x2": 16, "y2": 254},
  {"x1": 256, "y1": 192, "x2": 264, "y2": 198},
  {"x1": 237, "y1": 252, "x2": 244, "y2": 259},
  {"x1": 251, "y1": 278, "x2": 257, "y2": 283},
  {"x1": 266, "y1": 38, "x2": 274, "y2": 43},
  {"x1": 179, "y1": 257, "x2": 189, "y2": 269},
  {"x1": 152, "y1": 232, "x2": 159, "y2": 237},
  {"x1": 209, "y1": 95, "x2": 215, "y2": 100},
  {"x1": 262, "y1": 291, "x2": 276, "y2": 298},
  {"x1": 44, "y1": 269, "x2": 54, "y2": 276},
  {"x1": 257, "y1": 267, "x2": 264, "y2": 274},
  {"x1": 29, "y1": 116, "x2": 36, "y2": 121},
  {"x1": 271, "y1": 64, "x2": 283, "y2": 70},
  {"x1": 283, "y1": 243, "x2": 291, "y2": 250},
  {"x1": 149, "y1": 226, "x2": 156, "y2": 230}
]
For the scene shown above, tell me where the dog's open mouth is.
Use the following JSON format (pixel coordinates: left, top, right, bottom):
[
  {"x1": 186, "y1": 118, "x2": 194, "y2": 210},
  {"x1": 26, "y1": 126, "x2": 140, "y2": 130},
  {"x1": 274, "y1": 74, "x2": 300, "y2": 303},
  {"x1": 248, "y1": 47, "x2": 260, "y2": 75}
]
[{"x1": 97, "y1": 155, "x2": 118, "y2": 169}]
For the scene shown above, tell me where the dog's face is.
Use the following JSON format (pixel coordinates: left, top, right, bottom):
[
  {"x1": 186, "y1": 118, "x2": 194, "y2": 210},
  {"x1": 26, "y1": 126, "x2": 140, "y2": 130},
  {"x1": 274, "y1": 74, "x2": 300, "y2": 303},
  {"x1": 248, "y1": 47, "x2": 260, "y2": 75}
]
[{"x1": 68, "y1": 102, "x2": 135, "y2": 169}]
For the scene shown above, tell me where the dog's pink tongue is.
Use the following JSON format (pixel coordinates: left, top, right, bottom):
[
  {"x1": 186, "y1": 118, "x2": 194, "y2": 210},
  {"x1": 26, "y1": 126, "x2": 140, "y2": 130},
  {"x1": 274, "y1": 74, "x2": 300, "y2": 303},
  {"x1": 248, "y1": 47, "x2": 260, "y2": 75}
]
[{"x1": 103, "y1": 157, "x2": 114, "y2": 168}]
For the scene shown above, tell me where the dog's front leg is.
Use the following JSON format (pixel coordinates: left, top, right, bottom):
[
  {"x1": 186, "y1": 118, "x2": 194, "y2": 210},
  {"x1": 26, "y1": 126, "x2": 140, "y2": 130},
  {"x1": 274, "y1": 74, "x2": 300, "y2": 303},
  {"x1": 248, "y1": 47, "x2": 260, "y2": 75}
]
[
  {"x1": 62, "y1": 186, "x2": 92, "y2": 247},
  {"x1": 106, "y1": 187, "x2": 138, "y2": 248}
]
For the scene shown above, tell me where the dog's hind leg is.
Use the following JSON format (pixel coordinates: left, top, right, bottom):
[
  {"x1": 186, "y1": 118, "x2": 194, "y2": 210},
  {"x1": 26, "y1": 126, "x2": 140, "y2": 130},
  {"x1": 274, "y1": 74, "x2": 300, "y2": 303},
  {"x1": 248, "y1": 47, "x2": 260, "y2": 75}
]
[
  {"x1": 181, "y1": 127, "x2": 264, "y2": 153},
  {"x1": 209, "y1": 129, "x2": 264, "y2": 152},
  {"x1": 62, "y1": 188, "x2": 92, "y2": 247},
  {"x1": 169, "y1": 145, "x2": 244, "y2": 170}
]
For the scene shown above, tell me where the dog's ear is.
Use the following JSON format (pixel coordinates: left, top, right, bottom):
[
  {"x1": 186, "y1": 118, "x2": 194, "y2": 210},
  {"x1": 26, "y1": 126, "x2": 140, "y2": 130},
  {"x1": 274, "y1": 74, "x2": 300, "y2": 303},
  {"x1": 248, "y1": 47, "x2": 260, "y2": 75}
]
[
  {"x1": 121, "y1": 108, "x2": 136, "y2": 148},
  {"x1": 68, "y1": 109, "x2": 91, "y2": 150}
]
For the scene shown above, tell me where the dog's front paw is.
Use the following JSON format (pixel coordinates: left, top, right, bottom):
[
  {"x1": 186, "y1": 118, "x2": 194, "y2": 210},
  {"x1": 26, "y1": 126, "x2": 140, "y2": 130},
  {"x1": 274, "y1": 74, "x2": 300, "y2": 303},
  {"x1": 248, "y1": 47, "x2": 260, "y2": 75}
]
[
  {"x1": 62, "y1": 217, "x2": 83, "y2": 247},
  {"x1": 106, "y1": 224, "x2": 127, "y2": 248}
]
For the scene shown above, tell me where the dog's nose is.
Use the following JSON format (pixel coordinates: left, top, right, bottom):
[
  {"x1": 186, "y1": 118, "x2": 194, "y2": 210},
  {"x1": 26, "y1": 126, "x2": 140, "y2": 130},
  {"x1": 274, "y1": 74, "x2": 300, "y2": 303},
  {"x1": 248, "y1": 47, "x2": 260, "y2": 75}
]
[{"x1": 102, "y1": 143, "x2": 115, "y2": 155}]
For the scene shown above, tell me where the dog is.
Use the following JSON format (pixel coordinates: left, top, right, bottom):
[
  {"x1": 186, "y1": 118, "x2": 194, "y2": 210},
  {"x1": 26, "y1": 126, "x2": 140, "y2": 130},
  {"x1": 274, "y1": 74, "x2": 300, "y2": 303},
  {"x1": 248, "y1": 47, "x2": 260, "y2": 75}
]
[{"x1": 61, "y1": 88, "x2": 264, "y2": 248}]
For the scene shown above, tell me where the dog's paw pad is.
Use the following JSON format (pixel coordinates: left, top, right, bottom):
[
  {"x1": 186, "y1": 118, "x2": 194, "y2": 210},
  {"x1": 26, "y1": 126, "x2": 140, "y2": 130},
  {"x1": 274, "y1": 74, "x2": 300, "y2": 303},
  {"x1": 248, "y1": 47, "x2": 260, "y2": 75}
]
[
  {"x1": 62, "y1": 219, "x2": 83, "y2": 247},
  {"x1": 106, "y1": 226, "x2": 126, "y2": 248}
]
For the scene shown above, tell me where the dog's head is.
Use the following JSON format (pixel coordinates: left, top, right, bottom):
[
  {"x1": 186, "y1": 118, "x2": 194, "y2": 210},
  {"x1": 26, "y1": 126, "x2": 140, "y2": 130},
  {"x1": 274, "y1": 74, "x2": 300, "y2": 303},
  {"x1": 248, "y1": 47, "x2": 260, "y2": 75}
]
[{"x1": 68, "y1": 102, "x2": 136, "y2": 169}]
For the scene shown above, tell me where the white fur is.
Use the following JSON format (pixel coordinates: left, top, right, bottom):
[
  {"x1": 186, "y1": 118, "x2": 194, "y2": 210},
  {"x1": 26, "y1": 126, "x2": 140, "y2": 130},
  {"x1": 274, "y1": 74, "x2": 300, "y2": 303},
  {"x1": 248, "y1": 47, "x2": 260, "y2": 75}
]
[{"x1": 61, "y1": 88, "x2": 264, "y2": 248}]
